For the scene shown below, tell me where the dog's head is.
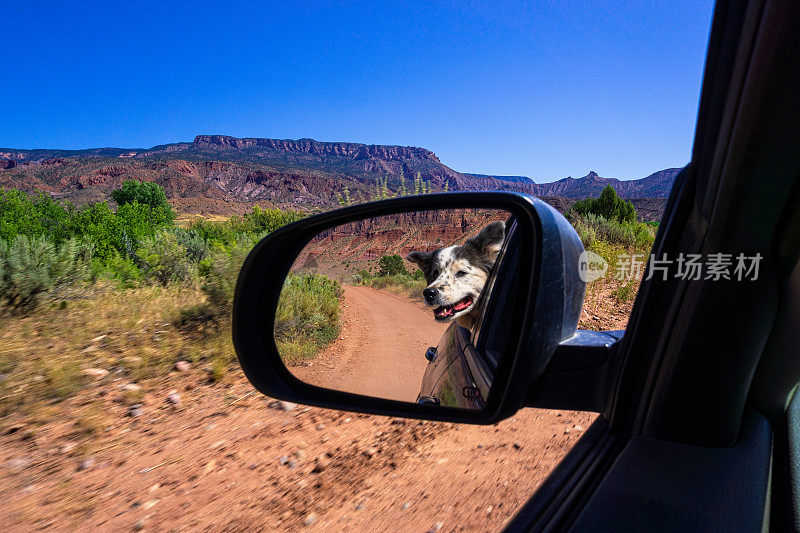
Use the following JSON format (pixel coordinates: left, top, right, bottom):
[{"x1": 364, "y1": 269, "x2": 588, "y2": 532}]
[{"x1": 407, "y1": 220, "x2": 506, "y2": 324}]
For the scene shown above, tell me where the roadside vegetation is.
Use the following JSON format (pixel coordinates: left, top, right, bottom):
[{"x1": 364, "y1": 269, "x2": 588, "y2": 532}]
[
  {"x1": 345, "y1": 254, "x2": 427, "y2": 298},
  {"x1": 0, "y1": 182, "x2": 313, "y2": 423},
  {"x1": 0, "y1": 184, "x2": 303, "y2": 314},
  {"x1": 336, "y1": 172, "x2": 441, "y2": 206},
  {"x1": 568, "y1": 185, "x2": 656, "y2": 250},
  {"x1": 0, "y1": 181, "x2": 652, "y2": 427},
  {"x1": 566, "y1": 186, "x2": 657, "y2": 324},
  {"x1": 274, "y1": 273, "x2": 343, "y2": 364}
]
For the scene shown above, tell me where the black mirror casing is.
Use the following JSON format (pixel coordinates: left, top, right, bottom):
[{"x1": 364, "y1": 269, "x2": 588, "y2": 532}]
[{"x1": 232, "y1": 192, "x2": 586, "y2": 424}]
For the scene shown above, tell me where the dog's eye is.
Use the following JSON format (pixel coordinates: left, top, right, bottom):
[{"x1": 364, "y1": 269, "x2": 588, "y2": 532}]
[{"x1": 456, "y1": 270, "x2": 467, "y2": 277}]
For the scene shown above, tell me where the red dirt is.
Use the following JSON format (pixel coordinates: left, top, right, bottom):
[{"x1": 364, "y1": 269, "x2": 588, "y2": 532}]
[
  {"x1": 0, "y1": 287, "x2": 600, "y2": 532},
  {"x1": 0, "y1": 383, "x2": 594, "y2": 532},
  {"x1": 292, "y1": 286, "x2": 448, "y2": 402}
]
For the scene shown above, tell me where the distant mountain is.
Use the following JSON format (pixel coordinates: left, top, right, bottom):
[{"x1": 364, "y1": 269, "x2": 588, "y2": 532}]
[
  {"x1": 463, "y1": 173, "x2": 533, "y2": 184},
  {"x1": 0, "y1": 135, "x2": 681, "y2": 219},
  {"x1": 529, "y1": 169, "x2": 681, "y2": 199}
]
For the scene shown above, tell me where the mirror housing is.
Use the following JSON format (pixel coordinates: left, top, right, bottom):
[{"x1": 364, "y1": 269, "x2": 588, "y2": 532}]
[{"x1": 233, "y1": 192, "x2": 587, "y2": 424}]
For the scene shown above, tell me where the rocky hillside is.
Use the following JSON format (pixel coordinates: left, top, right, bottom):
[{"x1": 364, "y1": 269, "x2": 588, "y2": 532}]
[
  {"x1": 530, "y1": 169, "x2": 681, "y2": 199},
  {"x1": 0, "y1": 135, "x2": 679, "y2": 218},
  {"x1": 294, "y1": 209, "x2": 509, "y2": 278}
]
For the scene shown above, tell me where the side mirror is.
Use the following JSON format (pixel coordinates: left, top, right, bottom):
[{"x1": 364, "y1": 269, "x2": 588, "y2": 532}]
[{"x1": 232, "y1": 192, "x2": 592, "y2": 424}]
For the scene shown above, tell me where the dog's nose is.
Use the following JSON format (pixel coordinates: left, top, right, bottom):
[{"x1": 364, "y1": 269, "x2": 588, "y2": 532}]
[{"x1": 423, "y1": 288, "x2": 438, "y2": 304}]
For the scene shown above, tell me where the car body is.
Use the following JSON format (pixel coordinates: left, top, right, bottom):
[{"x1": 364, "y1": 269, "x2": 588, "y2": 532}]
[
  {"x1": 415, "y1": 219, "x2": 519, "y2": 409},
  {"x1": 234, "y1": 1, "x2": 800, "y2": 530}
]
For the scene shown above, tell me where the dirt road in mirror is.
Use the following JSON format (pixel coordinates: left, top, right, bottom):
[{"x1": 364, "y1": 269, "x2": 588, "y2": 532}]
[{"x1": 292, "y1": 286, "x2": 448, "y2": 402}]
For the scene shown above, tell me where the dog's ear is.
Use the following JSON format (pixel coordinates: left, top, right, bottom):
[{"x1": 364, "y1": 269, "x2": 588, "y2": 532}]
[
  {"x1": 464, "y1": 221, "x2": 506, "y2": 264},
  {"x1": 406, "y1": 250, "x2": 432, "y2": 268}
]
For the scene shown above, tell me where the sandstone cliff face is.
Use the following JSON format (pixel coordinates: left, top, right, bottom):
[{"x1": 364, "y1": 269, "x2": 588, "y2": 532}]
[
  {"x1": 193, "y1": 135, "x2": 440, "y2": 163},
  {"x1": 294, "y1": 209, "x2": 510, "y2": 277},
  {"x1": 0, "y1": 135, "x2": 678, "y2": 220}
]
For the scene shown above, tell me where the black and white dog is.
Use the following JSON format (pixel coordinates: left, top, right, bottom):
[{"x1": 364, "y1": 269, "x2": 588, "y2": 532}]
[{"x1": 407, "y1": 221, "x2": 506, "y2": 328}]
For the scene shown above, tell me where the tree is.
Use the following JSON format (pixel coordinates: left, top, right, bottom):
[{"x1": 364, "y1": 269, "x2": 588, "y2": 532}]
[
  {"x1": 111, "y1": 180, "x2": 173, "y2": 211},
  {"x1": 572, "y1": 185, "x2": 636, "y2": 224},
  {"x1": 378, "y1": 254, "x2": 407, "y2": 276}
]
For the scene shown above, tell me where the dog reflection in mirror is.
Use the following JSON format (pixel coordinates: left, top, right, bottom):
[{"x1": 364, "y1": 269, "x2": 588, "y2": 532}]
[{"x1": 407, "y1": 221, "x2": 506, "y2": 329}]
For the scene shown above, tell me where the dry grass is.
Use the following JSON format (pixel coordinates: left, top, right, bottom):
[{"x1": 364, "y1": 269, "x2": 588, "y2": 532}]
[
  {"x1": 579, "y1": 241, "x2": 649, "y2": 330},
  {"x1": 0, "y1": 282, "x2": 236, "y2": 428}
]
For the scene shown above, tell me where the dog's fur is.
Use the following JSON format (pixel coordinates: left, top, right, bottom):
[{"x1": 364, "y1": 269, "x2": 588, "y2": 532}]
[{"x1": 407, "y1": 220, "x2": 506, "y2": 328}]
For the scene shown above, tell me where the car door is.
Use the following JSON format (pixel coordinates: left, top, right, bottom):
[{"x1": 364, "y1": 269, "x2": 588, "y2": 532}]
[{"x1": 506, "y1": 0, "x2": 800, "y2": 529}]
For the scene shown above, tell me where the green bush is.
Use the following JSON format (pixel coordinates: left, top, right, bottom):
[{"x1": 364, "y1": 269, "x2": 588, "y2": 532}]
[
  {"x1": 0, "y1": 235, "x2": 91, "y2": 312},
  {"x1": 200, "y1": 240, "x2": 253, "y2": 316},
  {"x1": 1, "y1": 185, "x2": 175, "y2": 261},
  {"x1": 111, "y1": 179, "x2": 173, "y2": 213},
  {"x1": 572, "y1": 185, "x2": 636, "y2": 224},
  {"x1": 74, "y1": 201, "x2": 172, "y2": 259},
  {"x1": 569, "y1": 212, "x2": 655, "y2": 250},
  {"x1": 137, "y1": 230, "x2": 196, "y2": 285},
  {"x1": 96, "y1": 250, "x2": 142, "y2": 287},
  {"x1": 274, "y1": 273, "x2": 343, "y2": 364},
  {"x1": 188, "y1": 206, "x2": 303, "y2": 248},
  {"x1": 0, "y1": 189, "x2": 73, "y2": 244},
  {"x1": 0, "y1": 186, "x2": 304, "y2": 315},
  {"x1": 378, "y1": 254, "x2": 407, "y2": 276}
]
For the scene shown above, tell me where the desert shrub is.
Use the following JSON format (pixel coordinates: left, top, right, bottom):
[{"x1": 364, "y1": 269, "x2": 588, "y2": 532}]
[
  {"x1": 174, "y1": 228, "x2": 209, "y2": 263},
  {"x1": 363, "y1": 272, "x2": 427, "y2": 298},
  {"x1": 274, "y1": 273, "x2": 343, "y2": 363},
  {"x1": 612, "y1": 280, "x2": 639, "y2": 302},
  {"x1": 0, "y1": 235, "x2": 92, "y2": 312},
  {"x1": 111, "y1": 179, "x2": 173, "y2": 213},
  {"x1": 96, "y1": 250, "x2": 142, "y2": 287},
  {"x1": 137, "y1": 230, "x2": 196, "y2": 285},
  {"x1": 188, "y1": 206, "x2": 303, "y2": 248},
  {"x1": 243, "y1": 205, "x2": 304, "y2": 234},
  {"x1": 52, "y1": 238, "x2": 93, "y2": 287},
  {"x1": 568, "y1": 212, "x2": 655, "y2": 250},
  {"x1": 378, "y1": 254, "x2": 407, "y2": 276},
  {"x1": 0, "y1": 189, "x2": 75, "y2": 244},
  {"x1": 572, "y1": 185, "x2": 636, "y2": 224},
  {"x1": 349, "y1": 273, "x2": 364, "y2": 284},
  {"x1": 572, "y1": 219, "x2": 597, "y2": 248},
  {"x1": 200, "y1": 240, "x2": 253, "y2": 316}
]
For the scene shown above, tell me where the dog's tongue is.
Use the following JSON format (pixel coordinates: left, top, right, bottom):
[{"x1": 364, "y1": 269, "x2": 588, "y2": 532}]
[{"x1": 433, "y1": 296, "x2": 473, "y2": 318}]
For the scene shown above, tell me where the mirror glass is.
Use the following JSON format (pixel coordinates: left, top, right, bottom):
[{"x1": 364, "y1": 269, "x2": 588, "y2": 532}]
[{"x1": 274, "y1": 208, "x2": 515, "y2": 410}]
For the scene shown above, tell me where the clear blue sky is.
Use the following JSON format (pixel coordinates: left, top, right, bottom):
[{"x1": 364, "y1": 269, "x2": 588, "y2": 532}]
[{"x1": 2, "y1": 1, "x2": 715, "y2": 181}]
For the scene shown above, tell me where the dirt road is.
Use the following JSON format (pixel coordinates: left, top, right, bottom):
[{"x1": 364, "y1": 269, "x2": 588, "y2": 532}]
[
  {"x1": 0, "y1": 284, "x2": 611, "y2": 532},
  {"x1": 293, "y1": 286, "x2": 447, "y2": 402}
]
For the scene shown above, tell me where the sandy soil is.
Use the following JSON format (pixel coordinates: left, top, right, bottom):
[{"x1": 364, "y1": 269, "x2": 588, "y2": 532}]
[
  {"x1": 0, "y1": 377, "x2": 595, "y2": 532},
  {"x1": 292, "y1": 286, "x2": 448, "y2": 402},
  {"x1": 0, "y1": 284, "x2": 614, "y2": 532}
]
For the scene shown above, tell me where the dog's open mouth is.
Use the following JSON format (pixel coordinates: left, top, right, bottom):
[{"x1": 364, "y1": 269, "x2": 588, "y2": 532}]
[{"x1": 433, "y1": 296, "x2": 474, "y2": 320}]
